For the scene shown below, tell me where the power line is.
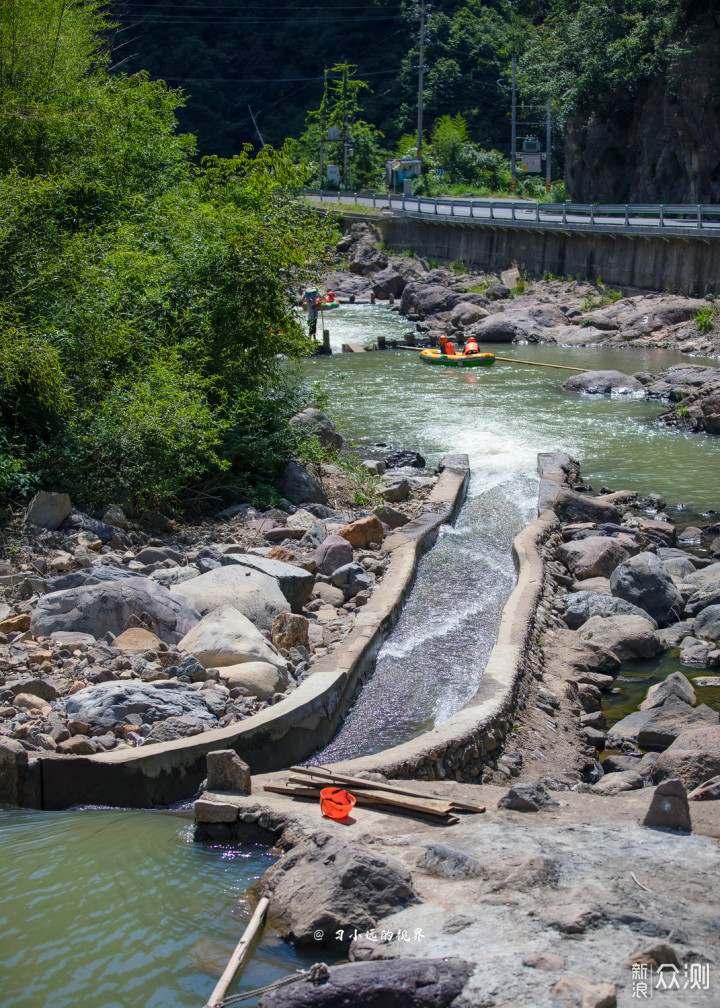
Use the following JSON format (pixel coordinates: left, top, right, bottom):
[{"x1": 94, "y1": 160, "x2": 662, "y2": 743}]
[
  {"x1": 160, "y1": 68, "x2": 403, "y2": 84},
  {"x1": 115, "y1": 13, "x2": 405, "y2": 23}
]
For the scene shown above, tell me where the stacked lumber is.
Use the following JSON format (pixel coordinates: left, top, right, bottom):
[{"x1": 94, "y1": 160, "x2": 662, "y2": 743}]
[{"x1": 263, "y1": 765, "x2": 485, "y2": 824}]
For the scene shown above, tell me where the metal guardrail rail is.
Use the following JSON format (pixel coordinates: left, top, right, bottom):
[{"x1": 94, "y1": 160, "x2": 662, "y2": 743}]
[{"x1": 301, "y1": 188, "x2": 720, "y2": 238}]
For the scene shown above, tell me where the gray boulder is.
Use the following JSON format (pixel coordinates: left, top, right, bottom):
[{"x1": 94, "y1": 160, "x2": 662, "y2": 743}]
[
  {"x1": 44, "y1": 566, "x2": 140, "y2": 593},
  {"x1": 370, "y1": 267, "x2": 405, "y2": 299},
  {"x1": 313, "y1": 534, "x2": 354, "y2": 576},
  {"x1": 26, "y1": 491, "x2": 72, "y2": 531},
  {"x1": 592, "y1": 770, "x2": 644, "y2": 795},
  {"x1": 659, "y1": 554, "x2": 697, "y2": 579},
  {"x1": 685, "y1": 582, "x2": 720, "y2": 617},
  {"x1": 468, "y1": 303, "x2": 569, "y2": 343},
  {"x1": 260, "y1": 832, "x2": 418, "y2": 948},
  {"x1": 135, "y1": 545, "x2": 185, "y2": 566},
  {"x1": 643, "y1": 779, "x2": 691, "y2": 832},
  {"x1": 609, "y1": 552, "x2": 683, "y2": 626},
  {"x1": 379, "y1": 477, "x2": 410, "y2": 503},
  {"x1": 150, "y1": 565, "x2": 201, "y2": 587},
  {"x1": 179, "y1": 604, "x2": 287, "y2": 670},
  {"x1": 171, "y1": 567, "x2": 290, "y2": 630},
  {"x1": 577, "y1": 614, "x2": 664, "y2": 661},
  {"x1": 559, "y1": 591, "x2": 657, "y2": 630},
  {"x1": 256, "y1": 959, "x2": 472, "y2": 1008},
  {"x1": 641, "y1": 671, "x2": 696, "y2": 710},
  {"x1": 348, "y1": 241, "x2": 388, "y2": 275},
  {"x1": 651, "y1": 725, "x2": 720, "y2": 790},
  {"x1": 330, "y1": 562, "x2": 373, "y2": 599},
  {"x1": 145, "y1": 715, "x2": 214, "y2": 743},
  {"x1": 231, "y1": 556, "x2": 313, "y2": 611},
  {"x1": 561, "y1": 370, "x2": 644, "y2": 395},
  {"x1": 399, "y1": 282, "x2": 464, "y2": 318},
  {"x1": 695, "y1": 604, "x2": 720, "y2": 643},
  {"x1": 683, "y1": 562, "x2": 720, "y2": 587},
  {"x1": 610, "y1": 699, "x2": 717, "y2": 751},
  {"x1": 497, "y1": 782, "x2": 559, "y2": 812},
  {"x1": 557, "y1": 536, "x2": 630, "y2": 580},
  {"x1": 373, "y1": 505, "x2": 410, "y2": 530},
  {"x1": 289, "y1": 409, "x2": 343, "y2": 450},
  {"x1": 552, "y1": 488, "x2": 621, "y2": 525},
  {"x1": 62, "y1": 680, "x2": 220, "y2": 730},
  {"x1": 449, "y1": 301, "x2": 488, "y2": 327},
  {"x1": 0, "y1": 737, "x2": 28, "y2": 804},
  {"x1": 280, "y1": 462, "x2": 328, "y2": 505},
  {"x1": 30, "y1": 577, "x2": 200, "y2": 644},
  {"x1": 59, "y1": 509, "x2": 131, "y2": 546}
]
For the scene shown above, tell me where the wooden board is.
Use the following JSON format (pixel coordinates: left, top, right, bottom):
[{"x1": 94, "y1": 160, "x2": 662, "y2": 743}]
[{"x1": 290, "y1": 765, "x2": 485, "y2": 814}]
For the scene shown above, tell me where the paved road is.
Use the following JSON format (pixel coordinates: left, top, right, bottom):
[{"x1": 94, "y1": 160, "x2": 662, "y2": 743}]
[{"x1": 304, "y1": 190, "x2": 720, "y2": 238}]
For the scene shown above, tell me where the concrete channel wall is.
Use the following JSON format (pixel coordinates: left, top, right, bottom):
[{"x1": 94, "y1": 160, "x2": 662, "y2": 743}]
[
  {"x1": 372, "y1": 215, "x2": 720, "y2": 297},
  {"x1": 191, "y1": 452, "x2": 568, "y2": 837},
  {"x1": 329, "y1": 454, "x2": 570, "y2": 783},
  {"x1": 18, "y1": 455, "x2": 470, "y2": 809},
  {"x1": 332, "y1": 509, "x2": 558, "y2": 784}
]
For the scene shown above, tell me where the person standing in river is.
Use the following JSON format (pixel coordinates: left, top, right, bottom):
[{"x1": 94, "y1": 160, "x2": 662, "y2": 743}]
[{"x1": 302, "y1": 288, "x2": 321, "y2": 339}]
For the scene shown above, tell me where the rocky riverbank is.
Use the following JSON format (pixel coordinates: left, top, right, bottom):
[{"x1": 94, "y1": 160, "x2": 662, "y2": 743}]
[
  {"x1": 325, "y1": 222, "x2": 720, "y2": 434},
  {"x1": 491, "y1": 456, "x2": 720, "y2": 801},
  {"x1": 0, "y1": 420, "x2": 440, "y2": 787},
  {"x1": 191, "y1": 453, "x2": 720, "y2": 1007}
]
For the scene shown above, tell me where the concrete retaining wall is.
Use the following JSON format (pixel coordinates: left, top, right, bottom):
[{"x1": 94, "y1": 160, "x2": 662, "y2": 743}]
[
  {"x1": 372, "y1": 216, "x2": 720, "y2": 297},
  {"x1": 22, "y1": 454, "x2": 470, "y2": 809}
]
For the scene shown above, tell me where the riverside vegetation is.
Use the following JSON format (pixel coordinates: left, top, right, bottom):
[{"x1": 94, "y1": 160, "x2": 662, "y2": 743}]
[{"x1": 0, "y1": 0, "x2": 338, "y2": 517}]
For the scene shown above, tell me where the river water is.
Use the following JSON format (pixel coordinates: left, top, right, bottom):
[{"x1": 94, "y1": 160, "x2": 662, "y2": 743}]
[
  {"x1": 312, "y1": 304, "x2": 720, "y2": 761},
  {"x1": 3, "y1": 303, "x2": 720, "y2": 1006}
]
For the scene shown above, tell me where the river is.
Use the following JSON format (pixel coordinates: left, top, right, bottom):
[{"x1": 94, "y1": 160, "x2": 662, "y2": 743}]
[{"x1": 3, "y1": 303, "x2": 720, "y2": 1006}]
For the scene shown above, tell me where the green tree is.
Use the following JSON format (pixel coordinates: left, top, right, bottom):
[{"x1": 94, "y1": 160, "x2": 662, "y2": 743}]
[
  {"x1": 0, "y1": 0, "x2": 335, "y2": 511},
  {"x1": 295, "y1": 63, "x2": 387, "y2": 189},
  {"x1": 520, "y1": 0, "x2": 690, "y2": 117}
]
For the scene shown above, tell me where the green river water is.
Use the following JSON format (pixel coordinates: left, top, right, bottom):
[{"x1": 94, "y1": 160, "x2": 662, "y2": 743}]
[{"x1": 3, "y1": 303, "x2": 720, "y2": 1006}]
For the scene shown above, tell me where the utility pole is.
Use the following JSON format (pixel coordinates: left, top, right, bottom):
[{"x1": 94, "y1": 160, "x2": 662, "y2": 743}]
[
  {"x1": 510, "y1": 54, "x2": 517, "y2": 193},
  {"x1": 248, "y1": 105, "x2": 264, "y2": 147},
  {"x1": 545, "y1": 96, "x2": 552, "y2": 193},
  {"x1": 318, "y1": 68, "x2": 327, "y2": 188},
  {"x1": 417, "y1": 0, "x2": 425, "y2": 159},
  {"x1": 341, "y1": 64, "x2": 349, "y2": 189}
]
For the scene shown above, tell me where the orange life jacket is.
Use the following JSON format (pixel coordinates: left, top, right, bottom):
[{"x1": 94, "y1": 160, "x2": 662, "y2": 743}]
[
  {"x1": 444, "y1": 341, "x2": 455, "y2": 355},
  {"x1": 464, "y1": 338, "x2": 479, "y2": 355}
]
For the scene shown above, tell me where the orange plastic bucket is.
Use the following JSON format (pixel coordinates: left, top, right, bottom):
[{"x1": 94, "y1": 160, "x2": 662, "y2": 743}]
[{"x1": 319, "y1": 787, "x2": 356, "y2": 820}]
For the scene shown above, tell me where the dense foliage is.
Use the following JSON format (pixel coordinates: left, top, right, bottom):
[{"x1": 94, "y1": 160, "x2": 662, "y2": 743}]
[
  {"x1": 520, "y1": 0, "x2": 691, "y2": 117},
  {"x1": 0, "y1": 0, "x2": 335, "y2": 511}
]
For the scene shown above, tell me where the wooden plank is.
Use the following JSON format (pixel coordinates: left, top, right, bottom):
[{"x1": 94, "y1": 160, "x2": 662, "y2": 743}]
[
  {"x1": 264, "y1": 781, "x2": 455, "y2": 818},
  {"x1": 286, "y1": 777, "x2": 454, "y2": 814},
  {"x1": 289, "y1": 765, "x2": 485, "y2": 814}
]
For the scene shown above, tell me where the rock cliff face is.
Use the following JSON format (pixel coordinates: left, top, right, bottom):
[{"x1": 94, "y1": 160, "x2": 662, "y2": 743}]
[{"x1": 565, "y1": 3, "x2": 720, "y2": 203}]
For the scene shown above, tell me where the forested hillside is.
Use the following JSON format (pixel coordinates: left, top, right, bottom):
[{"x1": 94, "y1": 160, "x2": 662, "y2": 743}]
[
  {"x1": 109, "y1": 0, "x2": 532, "y2": 157},
  {"x1": 110, "y1": 1, "x2": 719, "y2": 202}
]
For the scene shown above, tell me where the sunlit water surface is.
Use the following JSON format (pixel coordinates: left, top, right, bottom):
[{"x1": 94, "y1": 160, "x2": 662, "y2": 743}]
[{"x1": 0, "y1": 807, "x2": 314, "y2": 1008}]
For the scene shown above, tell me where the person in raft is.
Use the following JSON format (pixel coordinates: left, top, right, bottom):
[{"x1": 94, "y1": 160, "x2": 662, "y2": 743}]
[
  {"x1": 463, "y1": 334, "x2": 479, "y2": 355},
  {"x1": 439, "y1": 334, "x2": 455, "y2": 355}
]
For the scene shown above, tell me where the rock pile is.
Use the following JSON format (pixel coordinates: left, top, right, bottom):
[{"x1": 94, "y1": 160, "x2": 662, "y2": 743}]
[
  {"x1": 515, "y1": 461, "x2": 720, "y2": 802},
  {"x1": 326, "y1": 222, "x2": 720, "y2": 357},
  {"x1": 0, "y1": 430, "x2": 438, "y2": 770}
]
